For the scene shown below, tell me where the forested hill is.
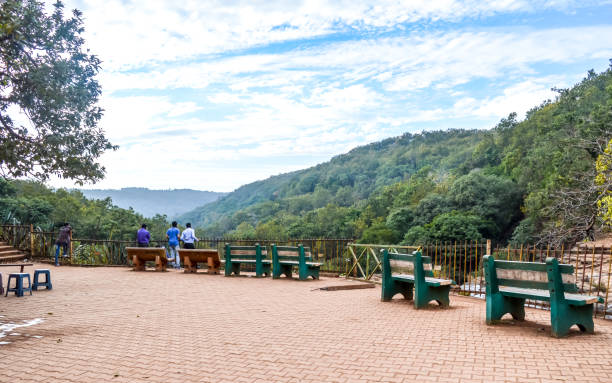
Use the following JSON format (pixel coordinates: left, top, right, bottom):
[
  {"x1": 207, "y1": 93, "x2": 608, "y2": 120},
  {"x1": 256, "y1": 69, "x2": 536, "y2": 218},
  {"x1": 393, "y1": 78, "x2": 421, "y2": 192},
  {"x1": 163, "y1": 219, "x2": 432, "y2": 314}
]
[
  {"x1": 179, "y1": 129, "x2": 489, "y2": 229},
  {"x1": 80, "y1": 188, "x2": 225, "y2": 219},
  {"x1": 180, "y1": 65, "x2": 612, "y2": 246}
]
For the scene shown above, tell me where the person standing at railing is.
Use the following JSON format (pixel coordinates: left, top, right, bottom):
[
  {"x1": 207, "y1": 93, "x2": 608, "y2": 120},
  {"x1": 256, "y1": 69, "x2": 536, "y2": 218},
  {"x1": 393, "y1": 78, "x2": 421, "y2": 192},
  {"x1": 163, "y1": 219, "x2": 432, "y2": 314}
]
[
  {"x1": 55, "y1": 222, "x2": 72, "y2": 266},
  {"x1": 166, "y1": 221, "x2": 181, "y2": 269},
  {"x1": 180, "y1": 223, "x2": 198, "y2": 249},
  {"x1": 137, "y1": 224, "x2": 150, "y2": 247}
]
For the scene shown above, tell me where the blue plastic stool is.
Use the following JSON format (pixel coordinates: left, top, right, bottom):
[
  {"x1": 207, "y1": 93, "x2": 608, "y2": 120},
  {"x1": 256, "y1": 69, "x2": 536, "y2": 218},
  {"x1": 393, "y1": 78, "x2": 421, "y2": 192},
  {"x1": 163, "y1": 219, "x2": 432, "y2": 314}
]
[
  {"x1": 33, "y1": 269, "x2": 52, "y2": 291},
  {"x1": 6, "y1": 273, "x2": 32, "y2": 297}
]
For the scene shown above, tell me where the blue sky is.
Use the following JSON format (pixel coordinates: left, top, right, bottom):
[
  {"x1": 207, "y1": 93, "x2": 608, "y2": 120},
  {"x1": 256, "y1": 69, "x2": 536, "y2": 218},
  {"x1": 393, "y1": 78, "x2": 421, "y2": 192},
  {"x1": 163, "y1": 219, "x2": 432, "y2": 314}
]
[{"x1": 53, "y1": 0, "x2": 612, "y2": 192}]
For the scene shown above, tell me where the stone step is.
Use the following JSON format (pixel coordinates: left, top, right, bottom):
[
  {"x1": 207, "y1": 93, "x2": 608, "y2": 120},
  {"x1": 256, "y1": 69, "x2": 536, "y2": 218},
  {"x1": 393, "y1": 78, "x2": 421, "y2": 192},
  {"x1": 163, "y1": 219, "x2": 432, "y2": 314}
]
[
  {"x1": 0, "y1": 253, "x2": 26, "y2": 263},
  {"x1": 0, "y1": 249, "x2": 22, "y2": 257},
  {"x1": 0, "y1": 242, "x2": 27, "y2": 263}
]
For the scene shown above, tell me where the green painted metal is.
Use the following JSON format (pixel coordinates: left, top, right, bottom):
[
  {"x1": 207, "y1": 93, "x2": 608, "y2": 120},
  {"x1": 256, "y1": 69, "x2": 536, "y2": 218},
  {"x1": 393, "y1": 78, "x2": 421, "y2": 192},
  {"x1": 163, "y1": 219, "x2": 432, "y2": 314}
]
[
  {"x1": 484, "y1": 255, "x2": 604, "y2": 337},
  {"x1": 547, "y1": 257, "x2": 599, "y2": 337},
  {"x1": 381, "y1": 249, "x2": 453, "y2": 309},
  {"x1": 223, "y1": 243, "x2": 271, "y2": 277},
  {"x1": 272, "y1": 244, "x2": 320, "y2": 280},
  {"x1": 495, "y1": 278, "x2": 578, "y2": 292},
  {"x1": 484, "y1": 254, "x2": 526, "y2": 323}
]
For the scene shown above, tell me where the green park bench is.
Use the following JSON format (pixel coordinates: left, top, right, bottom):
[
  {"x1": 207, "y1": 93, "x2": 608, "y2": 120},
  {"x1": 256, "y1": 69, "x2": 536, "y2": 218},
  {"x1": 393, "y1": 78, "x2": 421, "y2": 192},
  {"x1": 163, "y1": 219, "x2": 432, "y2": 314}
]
[
  {"x1": 381, "y1": 249, "x2": 453, "y2": 308},
  {"x1": 223, "y1": 243, "x2": 271, "y2": 277},
  {"x1": 272, "y1": 244, "x2": 322, "y2": 280},
  {"x1": 483, "y1": 255, "x2": 604, "y2": 337}
]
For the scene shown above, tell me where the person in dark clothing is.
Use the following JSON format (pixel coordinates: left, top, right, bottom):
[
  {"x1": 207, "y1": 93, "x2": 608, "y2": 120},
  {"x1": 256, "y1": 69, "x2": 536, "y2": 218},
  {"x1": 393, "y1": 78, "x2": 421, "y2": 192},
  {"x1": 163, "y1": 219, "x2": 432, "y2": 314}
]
[
  {"x1": 137, "y1": 224, "x2": 150, "y2": 247},
  {"x1": 55, "y1": 222, "x2": 72, "y2": 266}
]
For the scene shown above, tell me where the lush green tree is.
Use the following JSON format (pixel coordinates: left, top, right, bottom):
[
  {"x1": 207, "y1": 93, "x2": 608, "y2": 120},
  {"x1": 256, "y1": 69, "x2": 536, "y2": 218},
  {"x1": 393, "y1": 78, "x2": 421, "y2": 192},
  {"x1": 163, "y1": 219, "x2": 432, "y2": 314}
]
[
  {"x1": 359, "y1": 220, "x2": 400, "y2": 245},
  {"x1": 449, "y1": 171, "x2": 523, "y2": 238},
  {"x1": 231, "y1": 222, "x2": 256, "y2": 239},
  {"x1": 596, "y1": 138, "x2": 612, "y2": 227},
  {"x1": 411, "y1": 193, "x2": 453, "y2": 227},
  {"x1": 0, "y1": 0, "x2": 115, "y2": 183},
  {"x1": 402, "y1": 225, "x2": 429, "y2": 245},
  {"x1": 424, "y1": 212, "x2": 488, "y2": 243},
  {"x1": 386, "y1": 206, "x2": 414, "y2": 234}
]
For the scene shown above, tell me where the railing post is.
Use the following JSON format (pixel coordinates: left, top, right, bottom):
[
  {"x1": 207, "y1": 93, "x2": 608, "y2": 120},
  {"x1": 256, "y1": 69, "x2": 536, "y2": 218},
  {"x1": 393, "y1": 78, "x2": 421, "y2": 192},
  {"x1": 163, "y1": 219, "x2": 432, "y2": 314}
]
[
  {"x1": 486, "y1": 239, "x2": 491, "y2": 255},
  {"x1": 29, "y1": 224, "x2": 35, "y2": 256}
]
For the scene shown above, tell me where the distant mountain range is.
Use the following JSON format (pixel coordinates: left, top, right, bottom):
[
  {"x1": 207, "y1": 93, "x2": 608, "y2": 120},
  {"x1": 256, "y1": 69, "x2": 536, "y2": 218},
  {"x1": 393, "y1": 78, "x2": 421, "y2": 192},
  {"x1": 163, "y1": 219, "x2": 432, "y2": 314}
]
[{"x1": 79, "y1": 188, "x2": 226, "y2": 219}]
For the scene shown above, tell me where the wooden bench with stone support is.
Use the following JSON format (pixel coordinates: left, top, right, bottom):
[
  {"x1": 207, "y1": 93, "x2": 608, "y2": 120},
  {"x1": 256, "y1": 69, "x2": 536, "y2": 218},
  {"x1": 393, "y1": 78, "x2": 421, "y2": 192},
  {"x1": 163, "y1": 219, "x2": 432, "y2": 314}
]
[
  {"x1": 126, "y1": 247, "x2": 171, "y2": 272},
  {"x1": 223, "y1": 244, "x2": 271, "y2": 277},
  {"x1": 272, "y1": 244, "x2": 322, "y2": 280},
  {"x1": 483, "y1": 255, "x2": 604, "y2": 337},
  {"x1": 381, "y1": 249, "x2": 453, "y2": 308},
  {"x1": 178, "y1": 248, "x2": 221, "y2": 274}
]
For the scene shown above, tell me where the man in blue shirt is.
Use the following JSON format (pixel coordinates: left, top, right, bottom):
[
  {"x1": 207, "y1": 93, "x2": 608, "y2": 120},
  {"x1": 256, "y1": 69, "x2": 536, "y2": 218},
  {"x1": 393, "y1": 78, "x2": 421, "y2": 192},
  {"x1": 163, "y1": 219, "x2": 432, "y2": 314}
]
[
  {"x1": 137, "y1": 224, "x2": 150, "y2": 247},
  {"x1": 166, "y1": 221, "x2": 181, "y2": 269}
]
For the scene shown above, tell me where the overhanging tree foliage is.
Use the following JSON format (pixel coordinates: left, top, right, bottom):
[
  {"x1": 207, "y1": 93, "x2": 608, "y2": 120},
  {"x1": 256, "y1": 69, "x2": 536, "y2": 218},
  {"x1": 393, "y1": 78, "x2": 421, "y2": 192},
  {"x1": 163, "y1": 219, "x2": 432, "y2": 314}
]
[{"x1": 0, "y1": 0, "x2": 115, "y2": 184}]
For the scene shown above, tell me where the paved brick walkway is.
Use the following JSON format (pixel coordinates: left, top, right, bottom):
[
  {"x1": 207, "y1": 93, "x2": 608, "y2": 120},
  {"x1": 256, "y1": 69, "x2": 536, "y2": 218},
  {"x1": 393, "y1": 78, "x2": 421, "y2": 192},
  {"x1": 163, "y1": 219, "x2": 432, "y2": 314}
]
[{"x1": 1, "y1": 264, "x2": 611, "y2": 383}]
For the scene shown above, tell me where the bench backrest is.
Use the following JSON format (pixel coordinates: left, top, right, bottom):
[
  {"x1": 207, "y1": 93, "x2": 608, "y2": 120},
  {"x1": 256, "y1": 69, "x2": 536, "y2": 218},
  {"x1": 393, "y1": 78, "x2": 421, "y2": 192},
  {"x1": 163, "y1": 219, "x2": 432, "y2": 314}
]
[
  {"x1": 224, "y1": 244, "x2": 267, "y2": 260},
  {"x1": 272, "y1": 245, "x2": 313, "y2": 262},
  {"x1": 483, "y1": 255, "x2": 577, "y2": 294},
  {"x1": 126, "y1": 247, "x2": 166, "y2": 261},
  {"x1": 381, "y1": 250, "x2": 432, "y2": 284},
  {"x1": 178, "y1": 248, "x2": 219, "y2": 260},
  {"x1": 385, "y1": 251, "x2": 434, "y2": 277}
]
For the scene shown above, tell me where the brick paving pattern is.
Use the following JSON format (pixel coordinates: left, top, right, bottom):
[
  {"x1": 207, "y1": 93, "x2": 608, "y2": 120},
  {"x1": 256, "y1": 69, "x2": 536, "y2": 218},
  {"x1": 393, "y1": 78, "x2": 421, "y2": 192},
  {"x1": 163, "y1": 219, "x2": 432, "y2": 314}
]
[{"x1": 1, "y1": 264, "x2": 611, "y2": 383}]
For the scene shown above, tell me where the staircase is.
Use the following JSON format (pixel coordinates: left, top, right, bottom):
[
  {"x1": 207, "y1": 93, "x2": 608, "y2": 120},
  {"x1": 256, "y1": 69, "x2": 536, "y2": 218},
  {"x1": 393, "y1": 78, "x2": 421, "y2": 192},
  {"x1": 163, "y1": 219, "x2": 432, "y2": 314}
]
[{"x1": 0, "y1": 241, "x2": 27, "y2": 263}]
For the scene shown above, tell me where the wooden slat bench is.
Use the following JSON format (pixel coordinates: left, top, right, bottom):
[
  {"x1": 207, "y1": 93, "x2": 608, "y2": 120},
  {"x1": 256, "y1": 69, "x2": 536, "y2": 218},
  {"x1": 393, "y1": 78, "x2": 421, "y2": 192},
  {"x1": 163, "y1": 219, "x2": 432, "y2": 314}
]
[
  {"x1": 381, "y1": 249, "x2": 453, "y2": 308},
  {"x1": 272, "y1": 244, "x2": 322, "y2": 280},
  {"x1": 177, "y1": 248, "x2": 221, "y2": 274},
  {"x1": 126, "y1": 247, "x2": 170, "y2": 272},
  {"x1": 223, "y1": 244, "x2": 271, "y2": 277},
  {"x1": 483, "y1": 255, "x2": 604, "y2": 337}
]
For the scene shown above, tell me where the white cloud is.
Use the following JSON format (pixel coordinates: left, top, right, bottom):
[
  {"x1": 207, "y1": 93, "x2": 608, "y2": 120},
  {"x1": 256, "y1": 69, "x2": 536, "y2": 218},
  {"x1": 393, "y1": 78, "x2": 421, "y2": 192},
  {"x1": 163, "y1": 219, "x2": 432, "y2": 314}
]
[
  {"x1": 99, "y1": 25, "x2": 612, "y2": 96},
  {"x1": 64, "y1": 0, "x2": 605, "y2": 70},
  {"x1": 40, "y1": 1, "x2": 612, "y2": 192}
]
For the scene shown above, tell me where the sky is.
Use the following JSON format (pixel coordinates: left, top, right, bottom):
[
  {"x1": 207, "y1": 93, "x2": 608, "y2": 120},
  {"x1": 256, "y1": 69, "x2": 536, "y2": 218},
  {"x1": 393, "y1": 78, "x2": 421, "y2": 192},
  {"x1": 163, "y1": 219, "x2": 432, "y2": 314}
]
[{"x1": 50, "y1": 0, "x2": 612, "y2": 192}]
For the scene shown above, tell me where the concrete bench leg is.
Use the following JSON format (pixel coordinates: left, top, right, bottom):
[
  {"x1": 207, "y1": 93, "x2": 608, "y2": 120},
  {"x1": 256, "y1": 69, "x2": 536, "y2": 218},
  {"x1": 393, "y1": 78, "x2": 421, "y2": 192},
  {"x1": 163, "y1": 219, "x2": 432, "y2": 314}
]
[
  {"x1": 184, "y1": 256, "x2": 197, "y2": 273},
  {"x1": 207, "y1": 257, "x2": 218, "y2": 274},
  {"x1": 133, "y1": 255, "x2": 145, "y2": 271}
]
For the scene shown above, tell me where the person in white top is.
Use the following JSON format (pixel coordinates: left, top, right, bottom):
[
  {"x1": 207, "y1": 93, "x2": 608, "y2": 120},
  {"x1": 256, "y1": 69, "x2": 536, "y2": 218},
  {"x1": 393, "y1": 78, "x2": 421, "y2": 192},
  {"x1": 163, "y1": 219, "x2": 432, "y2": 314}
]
[{"x1": 180, "y1": 222, "x2": 199, "y2": 249}]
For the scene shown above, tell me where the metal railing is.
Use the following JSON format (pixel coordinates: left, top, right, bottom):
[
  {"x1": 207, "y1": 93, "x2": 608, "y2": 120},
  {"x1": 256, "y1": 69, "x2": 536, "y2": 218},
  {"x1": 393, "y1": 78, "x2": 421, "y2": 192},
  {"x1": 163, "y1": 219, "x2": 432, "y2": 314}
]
[
  {"x1": 347, "y1": 241, "x2": 612, "y2": 319},
  {"x1": 19, "y1": 228, "x2": 353, "y2": 272},
  {"x1": 3, "y1": 224, "x2": 610, "y2": 319}
]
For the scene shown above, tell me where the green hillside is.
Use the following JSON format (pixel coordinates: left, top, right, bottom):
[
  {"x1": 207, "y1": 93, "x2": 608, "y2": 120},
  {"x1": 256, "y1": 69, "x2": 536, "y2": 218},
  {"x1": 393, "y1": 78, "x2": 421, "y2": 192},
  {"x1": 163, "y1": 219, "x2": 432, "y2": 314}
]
[
  {"x1": 178, "y1": 129, "x2": 486, "y2": 227},
  {"x1": 181, "y1": 64, "x2": 612, "y2": 245}
]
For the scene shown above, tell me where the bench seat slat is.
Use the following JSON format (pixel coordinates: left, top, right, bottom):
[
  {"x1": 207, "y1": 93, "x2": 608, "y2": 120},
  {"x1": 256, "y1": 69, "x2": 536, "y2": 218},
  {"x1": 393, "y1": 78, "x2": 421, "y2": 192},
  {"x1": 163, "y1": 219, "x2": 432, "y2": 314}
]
[
  {"x1": 392, "y1": 273, "x2": 452, "y2": 287},
  {"x1": 277, "y1": 260, "x2": 322, "y2": 265},
  {"x1": 499, "y1": 287, "x2": 601, "y2": 305},
  {"x1": 278, "y1": 260, "x2": 299, "y2": 265},
  {"x1": 231, "y1": 259, "x2": 271, "y2": 263}
]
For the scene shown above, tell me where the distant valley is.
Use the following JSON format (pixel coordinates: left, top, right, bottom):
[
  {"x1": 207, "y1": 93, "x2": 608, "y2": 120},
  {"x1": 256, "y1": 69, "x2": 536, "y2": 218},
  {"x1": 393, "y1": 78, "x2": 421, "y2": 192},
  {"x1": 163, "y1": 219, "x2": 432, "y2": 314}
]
[{"x1": 80, "y1": 188, "x2": 226, "y2": 219}]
